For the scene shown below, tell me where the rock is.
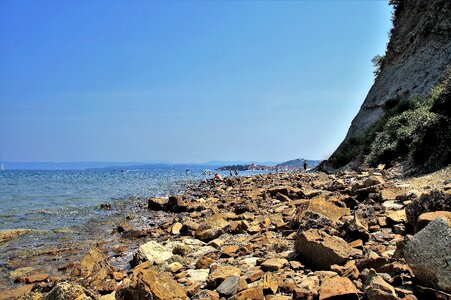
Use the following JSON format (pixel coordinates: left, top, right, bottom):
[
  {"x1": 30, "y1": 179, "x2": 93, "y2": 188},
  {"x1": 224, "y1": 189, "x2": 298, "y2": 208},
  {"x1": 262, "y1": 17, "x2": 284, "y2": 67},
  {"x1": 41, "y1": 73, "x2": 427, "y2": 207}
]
[
  {"x1": 295, "y1": 229, "x2": 351, "y2": 269},
  {"x1": 207, "y1": 265, "x2": 241, "y2": 288},
  {"x1": 382, "y1": 201, "x2": 404, "y2": 211},
  {"x1": 116, "y1": 262, "x2": 186, "y2": 300},
  {"x1": 319, "y1": 276, "x2": 358, "y2": 300},
  {"x1": 405, "y1": 190, "x2": 451, "y2": 227},
  {"x1": 168, "y1": 262, "x2": 183, "y2": 273},
  {"x1": 244, "y1": 267, "x2": 264, "y2": 283},
  {"x1": 386, "y1": 210, "x2": 407, "y2": 223},
  {"x1": 80, "y1": 247, "x2": 109, "y2": 278},
  {"x1": 228, "y1": 287, "x2": 264, "y2": 300},
  {"x1": 404, "y1": 217, "x2": 451, "y2": 292},
  {"x1": 171, "y1": 222, "x2": 183, "y2": 235},
  {"x1": 222, "y1": 245, "x2": 240, "y2": 257},
  {"x1": 363, "y1": 176, "x2": 385, "y2": 188},
  {"x1": 133, "y1": 241, "x2": 173, "y2": 265},
  {"x1": 416, "y1": 211, "x2": 451, "y2": 232},
  {"x1": 147, "y1": 197, "x2": 168, "y2": 210},
  {"x1": 260, "y1": 258, "x2": 288, "y2": 271},
  {"x1": 167, "y1": 195, "x2": 190, "y2": 212},
  {"x1": 1, "y1": 284, "x2": 34, "y2": 300},
  {"x1": 217, "y1": 276, "x2": 240, "y2": 296},
  {"x1": 45, "y1": 282, "x2": 97, "y2": 300},
  {"x1": 0, "y1": 229, "x2": 33, "y2": 243},
  {"x1": 292, "y1": 198, "x2": 350, "y2": 226},
  {"x1": 195, "y1": 215, "x2": 229, "y2": 241},
  {"x1": 364, "y1": 269, "x2": 398, "y2": 300},
  {"x1": 26, "y1": 273, "x2": 49, "y2": 283},
  {"x1": 186, "y1": 269, "x2": 210, "y2": 283},
  {"x1": 262, "y1": 272, "x2": 279, "y2": 294}
]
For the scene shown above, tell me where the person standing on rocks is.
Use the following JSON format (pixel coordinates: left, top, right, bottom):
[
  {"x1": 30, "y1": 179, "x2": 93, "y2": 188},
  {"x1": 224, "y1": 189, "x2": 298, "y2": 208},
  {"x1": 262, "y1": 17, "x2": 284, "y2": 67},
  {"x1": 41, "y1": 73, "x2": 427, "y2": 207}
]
[{"x1": 303, "y1": 160, "x2": 308, "y2": 171}]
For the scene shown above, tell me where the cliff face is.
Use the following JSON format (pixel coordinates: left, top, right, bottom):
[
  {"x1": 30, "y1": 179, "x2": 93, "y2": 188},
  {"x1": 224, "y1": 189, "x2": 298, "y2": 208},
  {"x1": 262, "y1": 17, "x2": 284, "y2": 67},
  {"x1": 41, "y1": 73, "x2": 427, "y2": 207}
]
[{"x1": 330, "y1": 0, "x2": 451, "y2": 164}]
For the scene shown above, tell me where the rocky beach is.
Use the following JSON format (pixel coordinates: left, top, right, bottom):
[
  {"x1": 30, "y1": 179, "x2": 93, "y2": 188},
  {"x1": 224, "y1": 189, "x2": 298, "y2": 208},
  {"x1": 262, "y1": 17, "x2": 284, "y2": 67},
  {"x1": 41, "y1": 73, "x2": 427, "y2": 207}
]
[{"x1": 1, "y1": 165, "x2": 450, "y2": 299}]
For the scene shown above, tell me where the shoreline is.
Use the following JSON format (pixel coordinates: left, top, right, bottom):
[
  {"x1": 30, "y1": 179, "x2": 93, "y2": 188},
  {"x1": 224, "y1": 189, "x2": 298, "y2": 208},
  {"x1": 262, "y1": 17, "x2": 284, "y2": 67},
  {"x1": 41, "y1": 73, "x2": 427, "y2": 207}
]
[{"x1": 1, "y1": 167, "x2": 450, "y2": 299}]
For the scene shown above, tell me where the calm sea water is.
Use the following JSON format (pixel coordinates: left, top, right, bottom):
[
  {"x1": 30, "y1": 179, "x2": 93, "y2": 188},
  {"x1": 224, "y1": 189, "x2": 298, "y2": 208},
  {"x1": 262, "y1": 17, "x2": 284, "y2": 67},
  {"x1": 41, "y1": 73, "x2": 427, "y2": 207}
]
[{"x1": 0, "y1": 165, "x2": 270, "y2": 231}]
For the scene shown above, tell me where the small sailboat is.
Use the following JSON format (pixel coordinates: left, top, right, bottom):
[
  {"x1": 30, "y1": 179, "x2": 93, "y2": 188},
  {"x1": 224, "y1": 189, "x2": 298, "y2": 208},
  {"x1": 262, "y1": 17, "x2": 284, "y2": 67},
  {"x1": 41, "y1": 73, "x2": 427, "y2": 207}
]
[{"x1": 1, "y1": 163, "x2": 4, "y2": 171}]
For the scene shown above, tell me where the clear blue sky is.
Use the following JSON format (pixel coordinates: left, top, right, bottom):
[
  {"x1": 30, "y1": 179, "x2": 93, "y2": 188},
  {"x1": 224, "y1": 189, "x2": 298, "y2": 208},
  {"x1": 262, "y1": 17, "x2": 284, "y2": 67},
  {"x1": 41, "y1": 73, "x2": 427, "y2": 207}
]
[{"x1": 0, "y1": 0, "x2": 392, "y2": 163}]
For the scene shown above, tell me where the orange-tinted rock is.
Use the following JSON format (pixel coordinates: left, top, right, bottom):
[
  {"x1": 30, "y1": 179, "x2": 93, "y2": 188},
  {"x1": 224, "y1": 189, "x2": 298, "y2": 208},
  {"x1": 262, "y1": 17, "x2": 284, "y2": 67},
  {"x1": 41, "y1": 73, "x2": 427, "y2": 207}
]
[
  {"x1": 417, "y1": 211, "x2": 451, "y2": 231},
  {"x1": 116, "y1": 262, "x2": 186, "y2": 300},
  {"x1": 319, "y1": 276, "x2": 358, "y2": 300},
  {"x1": 261, "y1": 258, "x2": 288, "y2": 271},
  {"x1": 295, "y1": 229, "x2": 351, "y2": 269},
  {"x1": 228, "y1": 287, "x2": 265, "y2": 300}
]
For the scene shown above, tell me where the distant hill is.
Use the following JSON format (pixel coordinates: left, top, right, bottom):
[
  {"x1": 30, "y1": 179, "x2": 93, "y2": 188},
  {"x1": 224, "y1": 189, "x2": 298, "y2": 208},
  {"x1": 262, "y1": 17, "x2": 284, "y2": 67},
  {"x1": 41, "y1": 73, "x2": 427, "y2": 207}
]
[
  {"x1": 204, "y1": 160, "x2": 279, "y2": 167},
  {"x1": 277, "y1": 159, "x2": 321, "y2": 168}
]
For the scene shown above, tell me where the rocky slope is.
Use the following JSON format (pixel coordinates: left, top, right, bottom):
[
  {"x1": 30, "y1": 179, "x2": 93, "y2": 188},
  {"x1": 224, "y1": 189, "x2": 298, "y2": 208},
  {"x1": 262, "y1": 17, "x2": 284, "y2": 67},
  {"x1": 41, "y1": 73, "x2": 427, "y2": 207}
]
[
  {"x1": 1, "y1": 167, "x2": 450, "y2": 299},
  {"x1": 330, "y1": 0, "x2": 451, "y2": 165}
]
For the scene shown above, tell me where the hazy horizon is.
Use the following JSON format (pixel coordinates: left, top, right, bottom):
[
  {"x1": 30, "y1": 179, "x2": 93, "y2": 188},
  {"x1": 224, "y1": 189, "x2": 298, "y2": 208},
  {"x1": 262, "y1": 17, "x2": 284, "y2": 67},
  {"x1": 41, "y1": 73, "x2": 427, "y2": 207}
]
[{"x1": 0, "y1": 1, "x2": 392, "y2": 163}]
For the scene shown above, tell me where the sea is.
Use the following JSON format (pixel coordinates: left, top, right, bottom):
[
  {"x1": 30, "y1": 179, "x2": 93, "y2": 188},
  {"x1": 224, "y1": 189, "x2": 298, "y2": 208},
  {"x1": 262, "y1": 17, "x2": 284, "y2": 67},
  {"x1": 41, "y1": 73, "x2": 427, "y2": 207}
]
[{"x1": 0, "y1": 164, "x2": 272, "y2": 231}]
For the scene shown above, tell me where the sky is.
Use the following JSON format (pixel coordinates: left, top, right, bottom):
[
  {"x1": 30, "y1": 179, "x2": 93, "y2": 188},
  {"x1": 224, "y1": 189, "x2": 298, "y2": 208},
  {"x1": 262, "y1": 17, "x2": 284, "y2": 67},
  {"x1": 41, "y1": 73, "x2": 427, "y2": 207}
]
[{"x1": 0, "y1": 0, "x2": 393, "y2": 163}]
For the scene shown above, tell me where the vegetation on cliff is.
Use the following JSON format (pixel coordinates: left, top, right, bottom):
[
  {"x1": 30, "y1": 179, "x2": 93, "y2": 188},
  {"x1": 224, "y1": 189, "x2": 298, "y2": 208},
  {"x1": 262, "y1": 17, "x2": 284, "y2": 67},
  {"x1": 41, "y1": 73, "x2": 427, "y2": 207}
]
[{"x1": 332, "y1": 70, "x2": 451, "y2": 173}]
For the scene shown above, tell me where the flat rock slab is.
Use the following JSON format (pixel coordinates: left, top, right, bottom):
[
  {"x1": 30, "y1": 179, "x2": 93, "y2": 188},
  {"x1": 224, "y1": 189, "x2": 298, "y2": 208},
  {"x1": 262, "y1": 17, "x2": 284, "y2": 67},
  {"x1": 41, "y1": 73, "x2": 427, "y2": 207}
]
[
  {"x1": 295, "y1": 229, "x2": 351, "y2": 269},
  {"x1": 319, "y1": 276, "x2": 358, "y2": 300}
]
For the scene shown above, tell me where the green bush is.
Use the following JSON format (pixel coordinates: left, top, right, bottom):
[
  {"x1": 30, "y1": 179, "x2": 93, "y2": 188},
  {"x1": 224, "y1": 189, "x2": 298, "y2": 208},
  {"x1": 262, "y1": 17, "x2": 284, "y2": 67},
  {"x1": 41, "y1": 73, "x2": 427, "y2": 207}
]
[{"x1": 365, "y1": 70, "x2": 451, "y2": 172}]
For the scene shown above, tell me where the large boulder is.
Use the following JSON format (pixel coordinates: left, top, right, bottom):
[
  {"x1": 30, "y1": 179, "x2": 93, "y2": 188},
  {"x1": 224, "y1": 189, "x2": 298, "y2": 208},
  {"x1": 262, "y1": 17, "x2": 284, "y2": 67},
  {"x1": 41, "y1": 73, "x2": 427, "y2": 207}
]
[
  {"x1": 405, "y1": 190, "x2": 451, "y2": 227},
  {"x1": 133, "y1": 241, "x2": 173, "y2": 266},
  {"x1": 294, "y1": 229, "x2": 351, "y2": 269},
  {"x1": 404, "y1": 217, "x2": 451, "y2": 292},
  {"x1": 116, "y1": 262, "x2": 186, "y2": 300}
]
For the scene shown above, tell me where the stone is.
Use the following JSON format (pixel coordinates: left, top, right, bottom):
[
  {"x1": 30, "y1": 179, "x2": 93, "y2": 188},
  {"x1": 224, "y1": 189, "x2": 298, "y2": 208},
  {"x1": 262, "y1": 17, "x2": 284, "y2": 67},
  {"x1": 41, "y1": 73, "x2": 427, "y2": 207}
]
[
  {"x1": 405, "y1": 190, "x2": 451, "y2": 227},
  {"x1": 195, "y1": 215, "x2": 229, "y2": 241},
  {"x1": 116, "y1": 262, "x2": 186, "y2": 300},
  {"x1": 295, "y1": 229, "x2": 351, "y2": 269},
  {"x1": 0, "y1": 229, "x2": 33, "y2": 243},
  {"x1": 45, "y1": 282, "x2": 97, "y2": 300},
  {"x1": 217, "y1": 276, "x2": 240, "y2": 296},
  {"x1": 222, "y1": 245, "x2": 240, "y2": 257},
  {"x1": 166, "y1": 195, "x2": 191, "y2": 212},
  {"x1": 404, "y1": 217, "x2": 451, "y2": 292},
  {"x1": 80, "y1": 247, "x2": 109, "y2": 278},
  {"x1": 260, "y1": 258, "x2": 288, "y2": 271},
  {"x1": 262, "y1": 272, "x2": 279, "y2": 294},
  {"x1": 171, "y1": 222, "x2": 183, "y2": 235},
  {"x1": 244, "y1": 267, "x2": 264, "y2": 283},
  {"x1": 292, "y1": 198, "x2": 350, "y2": 226},
  {"x1": 416, "y1": 211, "x2": 451, "y2": 232},
  {"x1": 364, "y1": 269, "x2": 398, "y2": 300},
  {"x1": 26, "y1": 272, "x2": 49, "y2": 283},
  {"x1": 186, "y1": 269, "x2": 210, "y2": 283},
  {"x1": 195, "y1": 254, "x2": 216, "y2": 269},
  {"x1": 168, "y1": 262, "x2": 183, "y2": 273},
  {"x1": 207, "y1": 265, "x2": 241, "y2": 288},
  {"x1": 147, "y1": 197, "x2": 168, "y2": 210},
  {"x1": 133, "y1": 241, "x2": 173, "y2": 265},
  {"x1": 386, "y1": 210, "x2": 407, "y2": 223},
  {"x1": 1, "y1": 284, "x2": 34, "y2": 300},
  {"x1": 319, "y1": 276, "x2": 358, "y2": 300},
  {"x1": 363, "y1": 176, "x2": 385, "y2": 188},
  {"x1": 228, "y1": 287, "x2": 264, "y2": 300},
  {"x1": 382, "y1": 201, "x2": 404, "y2": 211}
]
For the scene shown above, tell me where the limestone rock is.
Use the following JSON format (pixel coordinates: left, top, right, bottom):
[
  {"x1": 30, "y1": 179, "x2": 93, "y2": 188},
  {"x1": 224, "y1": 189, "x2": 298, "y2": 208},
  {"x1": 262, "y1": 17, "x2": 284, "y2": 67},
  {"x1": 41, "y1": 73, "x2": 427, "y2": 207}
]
[
  {"x1": 319, "y1": 276, "x2": 358, "y2": 300},
  {"x1": 45, "y1": 282, "x2": 97, "y2": 300},
  {"x1": 405, "y1": 190, "x2": 451, "y2": 227},
  {"x1": 260, "y1": 258, "x2": 288, "y2": 272},
  {"x1": 207, "y1": 265, "x2": 241, "y2": 288},
  {"x1": 133, "y1": 241, "x2": 173, "y2": 265},
  {"x1": 186, "y1": 269, "x2": 210, "y2": 283},
  {"x1": 295, "y1": 229, "x2": 351, "y2": 269},
  {"x1": 404, "y1": 217, "x2": 451, "y2": 292},
  {"x1": 195, "y1": 215, "x2": 229, "y2": 241},
  {"x1": 116, "y1": 262, "x2": 186, "y2": 300},
  {"x1": 292, "y1": 198, "x2": 350, "y2": 227},
  {"x1": 228, "y1": 287, "x2": 264, "y2": 300},
  {"x1": 416, "y1": 211, "x2": 451, "y2": 232},
  {"x1": 364, "y1": 269, "x2": 398, "y2": 300},
  {"x1": 216, "y1": 276, "x2": 240, "y2": 297}
]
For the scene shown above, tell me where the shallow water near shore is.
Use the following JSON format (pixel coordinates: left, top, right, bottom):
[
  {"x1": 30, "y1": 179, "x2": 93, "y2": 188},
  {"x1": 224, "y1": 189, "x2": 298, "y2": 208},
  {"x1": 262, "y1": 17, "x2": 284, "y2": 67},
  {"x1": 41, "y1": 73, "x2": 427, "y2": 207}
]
[{"x1": 0, "y1": 164, "x2": 276, "y2": 289}]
